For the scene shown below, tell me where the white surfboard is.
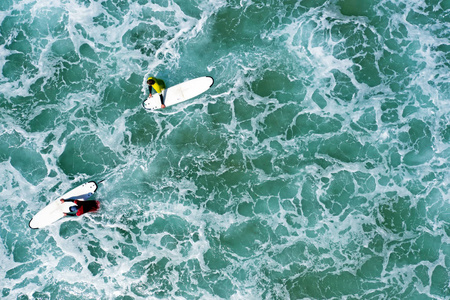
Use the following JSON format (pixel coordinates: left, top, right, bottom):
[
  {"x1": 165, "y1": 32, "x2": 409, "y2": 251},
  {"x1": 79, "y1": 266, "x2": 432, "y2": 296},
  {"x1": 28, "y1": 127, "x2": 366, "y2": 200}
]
[
  {"x1": 29, "y1": 181, "x2": 98, "y2": 229},
  {"x1": 143, "y1": 76, "x2": 214, "y2": 111}
]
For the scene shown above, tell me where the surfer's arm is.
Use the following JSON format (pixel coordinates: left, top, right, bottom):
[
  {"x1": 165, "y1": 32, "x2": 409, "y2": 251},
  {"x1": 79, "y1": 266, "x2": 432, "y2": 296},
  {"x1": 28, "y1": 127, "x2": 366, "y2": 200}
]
[
  {"x1": 60, "y1": 199, "x2": 76, "y2": 203},
  {"x1": 148, "y1": 86, "x2": 153, "y2": 98}
]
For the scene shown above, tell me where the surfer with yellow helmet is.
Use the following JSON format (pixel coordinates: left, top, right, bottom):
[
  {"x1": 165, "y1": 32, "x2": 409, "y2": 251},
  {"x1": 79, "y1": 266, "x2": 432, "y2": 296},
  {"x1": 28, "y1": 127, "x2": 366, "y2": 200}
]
[{"x1": 147, "y1": 77, "x2": 166, "y2": 108}]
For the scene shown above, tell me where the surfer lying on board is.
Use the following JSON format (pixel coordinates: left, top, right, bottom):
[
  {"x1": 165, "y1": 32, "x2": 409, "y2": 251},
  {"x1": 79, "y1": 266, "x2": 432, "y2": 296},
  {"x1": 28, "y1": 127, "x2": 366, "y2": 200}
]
[
  {"x1": 60, "y1": 199, "x2": 100, "y2": 217},
  {"x1": 147, "y1": 77, "x2": 166, "y2": 108}
]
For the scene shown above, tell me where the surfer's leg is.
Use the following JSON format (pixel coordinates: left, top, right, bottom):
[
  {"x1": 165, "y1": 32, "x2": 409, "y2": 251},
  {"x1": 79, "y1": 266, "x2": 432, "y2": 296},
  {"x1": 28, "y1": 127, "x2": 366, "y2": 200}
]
[{"x1": 159, "y1": 94, "x2": 166, "y2": 108}]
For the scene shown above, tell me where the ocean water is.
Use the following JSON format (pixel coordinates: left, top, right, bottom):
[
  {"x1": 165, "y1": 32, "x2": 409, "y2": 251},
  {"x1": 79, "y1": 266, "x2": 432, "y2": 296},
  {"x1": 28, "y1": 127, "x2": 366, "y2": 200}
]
[{"x1": 1, "y1": 0, "x2": 449, "y2": 298}]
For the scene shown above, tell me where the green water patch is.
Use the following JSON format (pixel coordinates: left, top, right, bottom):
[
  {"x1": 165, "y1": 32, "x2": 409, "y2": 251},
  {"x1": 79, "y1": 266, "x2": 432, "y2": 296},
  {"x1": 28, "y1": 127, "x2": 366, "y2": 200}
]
[
  {"x1": 251, "y1": 70, "x2": 306, "y2": 101},
  {"x1": 160, "y1": 234, "x2": 178, "y2": 250},
  {"x1": 317, "y1": 132, "x2": 380, "y2": 163},
  {"x1": 202, "y1": 275, "x2": 234, "y2": 299},
  {"x1": 402, "y1": 119, "x2": 434, "y2": 166},
  {"x1": 357, "y1": 255, "x2": 384, "y2": 279},
  {"x1": 287, "y1": 113, "x2": 342, "y2": 139},
  {"x1": 251, "y1": 152, "x2": 274, "y2": 175},
  {"x1": 207, "y1": 100, "x2": 233, "y2": 127},
  {"x1": 0, "y1": 0, "x2": 12, "y2": 10},
  {"x1": 285, "y1": 270, "x2": 362, "y2": 298},
  {"x1": 331, "y1": 21, "x2": 381, "y2": 87},
  {"x1": 376, "y1": 195, "x2": 426, "y2": 235},
  {"x1": 354, "y1": 171, "x2": 376, "y2": 194},
  {"x1": 210, "y1": 6, "x2": 266, "y2": 48},
  {"x1": 5, "y1": 30, "x2": 32, "y2": 54},
  {"x1": 424, "y1": 188, "x2": 447, "y2": 223},
  {"x1": 122, "y1": 22, "x2": 167, "y2": 56},
  {"x1": 51, "y1": 38, "x2": 73, "y2": 57},
  {"x1": 11, "y1": 238, "x2": 34, "y2": 264},
  {"x1": 31, "y1": 7, "x2": 68, "y2": 37},
  {"x1": 430, "y1": 265, "x2": 450, "y2": 297},
  {"x1": 29, "y1": 78, "x2": 59, "y2": 105},
  {"x1": 11, "y1": 148, "x2": 47, "y2": 185},
  {"x1": 1, "y1": 15, "x2": 22, "y2": 39},
  {"x1": 0, "y1": 131, "x2": 21, "y2": 162},
  {"x1": 220, "y1": 219, "x2": 275, "y2": 258},
  {"x1": 125, "y1": 257, "x2": 156, "y2": 279},
  {"x1": 271, "y1": 240, "x2": 319, "y2": 267},
  {"x1": 252, "y1": 178, "x2": 297, "y2": 201},
  {"x1": 27, "y1": 108, "x2": 59, "y2": 132},
  {"x1": 299, "y1": 177, "x2": 323, "y2": 226},
  {"x1": 59, "y1": 221, "x2": 82, "y2": 239},
  {"x1": 352, "y1": 52, "x2": 382, "y2": 87},
  {"x1": 204, "y1": 247, "x2": 232, "y2": 271},
  {"x1": 88, "y1": 261, "x2": 103, "y2": 276},
  {"x1": 38, "y1": 281, "x2": 101, "y2": 299},
  {"x1": 312, "y1": 90, "x2": 327, "y2": 109},
  {"x1": 354, "y1": 107, "x2": 378, "y2": 132},
  {"x1": 380, "y1": 99, "x2": 400, "y2": 124},
  {"x1": 256, "y1": 104, "x2": 303, "y2": 140},
  {"x1": 101, "y1": 75, "x2": 142, "y2": 113},
  {"x1": 406, "y1": 9, "x2": 433, "y2": 27},
  {"x1": 145, "y1": 148, "x2": 175, "y2": 182},
  {"x1": 57, "y1": 134, "x2": 123, "y2": 176},
  {"x1": 386, "y1": 232, "x2": 441, "y2": 274},
  {"x1": 1, "y1": 207, "x2": 35, "y2": 263},
  {"x1": 207, "y1": 1, "x2": 303, "y2": 58},
  {"x1": 56, "y1": 60, "x2": 86, "y2": 88},
  {"x1": 6, "y1": 261, "x2": 41, "y2": 280},
  {"x1": 101, "y1": 0, "x2": 130, "y2": 22},
  {"x1": 415, "y1": 265, "x2": 430, "y2": 289},
  {"x1": 378, "y1": 51, "x2": 417, "y2": 92},
  {"x1": 1, "y1": 134, "x2": 48, "y2": 185},
  {"x1": 129, "y1": 257, "x2": 174, "y2": 298},
  {"x1": 337, "y1": 0, "x2": 373, "y2": 17},
  {"x1": 79, "y1": 43, "x2": 100, "y2": 62},
  {"x1": 143, "y1": 215, "x2": 193, "y2": 240},
  {"x1": 165, "y1": 117, "x2": 224, "y2": 154},
  {"x1": 56, "y1": 256, "x2": 77, "y2": 272},
  {"x1": 319, "y1": 170, "x2": 366, "y2": 216},
  {"x1": 300, "y1": 0, "x2": 327, "y2": 8},
  {"x1": 173, "y1": 259, "x2": 204, "y2": 298},
  {"x1": 233, "y1": 97, "x2": 266, "y2": 126},
  {"x1": 331, "y1": 70, "x2": 358, "y2": 102},
  {"x1": 2, "y1": 52, "x2": 38, "y2": 81},
  {"x1": 172, "y1": 0, "x2": 202, "y2": 19},
  {"x1": 126, "y1": 114, "x2": 160, "y2": 147},
  {"x1": 214, "y1": 153, "x2": 252, "y2": 188},
  {"x1": 118, "y1": 242, "x2": 141, "y2": 260},
  {"x1": 88, "y1": 239, "x2": 108, "y2": 260}
]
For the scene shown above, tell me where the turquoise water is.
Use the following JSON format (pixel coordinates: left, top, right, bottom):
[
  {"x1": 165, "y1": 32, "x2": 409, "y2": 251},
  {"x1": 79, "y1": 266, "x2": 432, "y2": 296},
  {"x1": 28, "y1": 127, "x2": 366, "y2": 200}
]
[{"x1": 1, "y1": 0, "x2": 450, "y2": 298}]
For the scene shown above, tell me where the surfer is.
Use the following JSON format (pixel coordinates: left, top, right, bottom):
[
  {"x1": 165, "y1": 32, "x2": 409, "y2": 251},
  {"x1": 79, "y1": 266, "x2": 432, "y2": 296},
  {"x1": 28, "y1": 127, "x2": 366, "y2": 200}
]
[
  {"x1": 147, "y1": 77, "x2": 166, "y2": 108},
  {"x1": 60, "y1": 199, "x2": 99, "y2": 217},
  {"x1": 60, "y1": 199, "x2": 81, "y2": 216}
]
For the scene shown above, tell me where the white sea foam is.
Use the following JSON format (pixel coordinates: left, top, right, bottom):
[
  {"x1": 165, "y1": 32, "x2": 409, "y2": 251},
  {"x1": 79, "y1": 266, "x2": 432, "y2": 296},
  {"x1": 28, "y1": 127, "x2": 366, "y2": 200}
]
[{"x1": 1, "y1": 0, "x2": 449, "y2": 298}]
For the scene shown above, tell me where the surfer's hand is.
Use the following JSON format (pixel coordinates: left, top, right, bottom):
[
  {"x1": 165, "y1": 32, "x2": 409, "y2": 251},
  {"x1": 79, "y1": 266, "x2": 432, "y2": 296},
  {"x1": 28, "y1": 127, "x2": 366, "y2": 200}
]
[{"x1": 60, "y1": 199, "x2": 64, "y2": 203}]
